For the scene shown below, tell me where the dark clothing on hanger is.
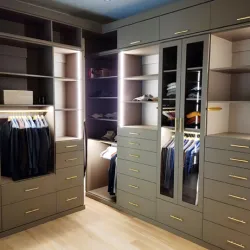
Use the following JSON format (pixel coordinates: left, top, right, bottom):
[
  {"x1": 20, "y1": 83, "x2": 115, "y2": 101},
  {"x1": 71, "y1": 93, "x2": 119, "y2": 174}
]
[
  {"x1": 108, "y1": 154, "x2": 117, "y2": 195},
  {"x1": 1, "y1": 122, "x2": 11, "y2": 177}
]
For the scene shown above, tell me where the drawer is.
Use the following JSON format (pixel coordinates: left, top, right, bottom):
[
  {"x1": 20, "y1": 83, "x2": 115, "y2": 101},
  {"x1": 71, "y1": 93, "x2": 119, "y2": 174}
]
[
  {"x1": 157, "y1": 199, "x2": 202, "y2": 239},
  {"x1": 205, "y1": 148, "x2": 250, "y2": 170},
  {"x1": 118, "y1": 18, "x2": 159, "y2": 48},
  {"x1": 118, "y1": 147, "x2": 157, "y2": 167},
  {"x1": 211, "y1": 0, "x2": 250, "y2": 29},
  {"x1": 2, "y1": 174, "x2": 56, "y2": 205},
  {"x1": 203, "y1": 220, "x2": 250, "y2": 250},
  {"x1": 204, "y1": 179, "x2": 250, "y2": 210},
  {"x1": 118, "y1": 136, "x2": 157, "y2": 152},
  {"x1": 117, "y1": 174, "x2": 156, "y2": 201},
  {"x1": 56, "y1": 139, "x2": 83, "y2": 153},
  {"x1": 160, "y1": 3, "x2": 210, "y2": 40},
  {"x1": 2, "y1": 193, "x2": 56, "y2": 231},
  {"x1": 117, "y1": 127, "x2": 157, "y2": 141},
  {"x1": 117, "y1": 189, "x2": 156, "y2": 219},
  {"x1": 57, "y1": 186, "x2": 83, "y2": 213},
  {"x1": 117, "y1": 159, "x2": 156, "y2": 183},
  {"x1": 56, "y1": 165, "x2": 83, "y2": 191},
  {"x1": 206, "y1": 136, "x2": 250, "y2": 154},
  {"x1": 205, "y1": 162, "x2": 250, "y2": 188},
  {"x1": 56, "y1": 151, "x2": 83, "y2": 169},
  {"x1": 204, "y1": 198, "x2": 250, "y2": 235}
]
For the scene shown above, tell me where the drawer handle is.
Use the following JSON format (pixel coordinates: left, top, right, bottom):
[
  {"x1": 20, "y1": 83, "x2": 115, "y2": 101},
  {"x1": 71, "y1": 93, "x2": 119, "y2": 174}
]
[
  {"x1": 25, "y1": 187, "x2": 39, "y2": 192},
  {"x1": 66, "y1": 197, "x2": 78, "y2": 202},
  {"x1": 25, "y1": 208, "x2": 40, "y2": 214},
  {"x1": 129, "y1": 132, "x2": 139, "y2": 135},
  {"x1": 66, "y1": 176, "x2": 78, "y2": 180},
  {"x1": 230, "y1": 158, "x2": 248, "y2": 163},
  {"x1": 174, "y1": 29, "x2": 189, "y2": 35},
  {"x1": 129, "y1": 142, "x2": 140, "y2": 146},
  {"x1": 170, "y1": 215, "x2": 183, "y2": 222},
  {"x1": 229, "y1": 175, "x2": 248, "y2": 181},
  {"x1": 231, "y1": 144, "x2": 249, "y2": 149},
  {"x1": 129, "y1": 154, "x2": 140, "y2": 158},
  {"x1": 129, "y1": 201, "x2": 139, "y2": 207},
  {"x1": 66, "y1": 145, "x2": 78, "y2": 148},
  {"x1": 227, "y1": 240, "x2": 245, "y2": 249},
  {"x1": 130, "y1": 40, "x2": 141, "y2": 45},
  {"x1": 237, "y1": 16, "x2": 250, "y2": 21},
  {"x1": 228, "y1": 217, "x2": 246, "y2": 224},
  {"x1": 66, "y1": 158, "x2": 78, "y2": 162},
  {"x1": 228, "y1": 194, "x2": 247, "y2": 201},
  {"x1": 129, "y1": 184, "x2": 139, "y2": 189},
  {"x1": 129, "y1": 168, "x2": 139, "y2": 173}
]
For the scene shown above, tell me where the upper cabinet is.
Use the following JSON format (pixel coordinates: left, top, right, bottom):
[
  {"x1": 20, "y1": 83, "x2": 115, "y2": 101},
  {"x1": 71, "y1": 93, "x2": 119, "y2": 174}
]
[
  {"x1": 117, "y1": 18, "x2": 159, "y2": 48},
  {"x1": 211, "y1": 0, "x2": 250, "y2": 29},
  {"x1": 160, "y1": 3, "x2": 210, "y2": 40}
]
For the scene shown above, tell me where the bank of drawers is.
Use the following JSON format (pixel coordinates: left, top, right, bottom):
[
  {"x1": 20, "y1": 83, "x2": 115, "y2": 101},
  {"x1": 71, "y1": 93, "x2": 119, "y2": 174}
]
[
  {"x1": 117, "y1": 127, "x2": 157, "y2": 219},
  {"x1": 204, "y1": 136, "x2": 250, "y2": 249}
]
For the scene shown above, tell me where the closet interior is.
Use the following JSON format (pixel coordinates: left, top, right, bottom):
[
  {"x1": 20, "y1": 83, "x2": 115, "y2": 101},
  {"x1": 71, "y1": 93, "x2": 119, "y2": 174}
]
[{"x1": 85, "y1": 32, "x2": 118, "y2": 203}]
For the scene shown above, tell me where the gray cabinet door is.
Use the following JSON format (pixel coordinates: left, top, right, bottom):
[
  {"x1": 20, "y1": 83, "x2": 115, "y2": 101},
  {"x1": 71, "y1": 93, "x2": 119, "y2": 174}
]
[
  {"x1": 211, "y1": 0, "x2": 250, "y2": 29},
  {"x1": 160, "y1": 3, "x2": 210, "y2": 40},
  {"x1": 118, "y1": 18, "x2": 159, "y2": 49}
]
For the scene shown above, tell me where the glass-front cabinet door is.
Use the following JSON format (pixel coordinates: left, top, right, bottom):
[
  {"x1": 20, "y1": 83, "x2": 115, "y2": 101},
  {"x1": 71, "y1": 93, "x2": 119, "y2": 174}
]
[
  {"x1": 158, "y1": 40, "x2": 182, "y2": 203},
  {"x1": 178, "y1": 35, "x2": 209, "y2": 211}
]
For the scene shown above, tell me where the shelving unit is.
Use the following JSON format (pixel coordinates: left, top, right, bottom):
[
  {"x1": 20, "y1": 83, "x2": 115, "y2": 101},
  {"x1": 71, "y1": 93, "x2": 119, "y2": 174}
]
[{"x1": 124, "y1": 74, "x2": 159, "y2": 81}]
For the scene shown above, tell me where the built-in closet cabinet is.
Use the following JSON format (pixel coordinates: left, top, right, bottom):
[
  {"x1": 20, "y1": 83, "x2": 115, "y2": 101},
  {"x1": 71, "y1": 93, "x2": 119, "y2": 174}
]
[{"x1": 211, "y1": 0, "x2": 250, "y2": 29}]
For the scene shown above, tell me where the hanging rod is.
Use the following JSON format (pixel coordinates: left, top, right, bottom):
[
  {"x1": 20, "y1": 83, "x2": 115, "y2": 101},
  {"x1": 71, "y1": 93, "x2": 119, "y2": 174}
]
[{"x1": 0, "y1": 110, "x2": 48, "y2": 113}]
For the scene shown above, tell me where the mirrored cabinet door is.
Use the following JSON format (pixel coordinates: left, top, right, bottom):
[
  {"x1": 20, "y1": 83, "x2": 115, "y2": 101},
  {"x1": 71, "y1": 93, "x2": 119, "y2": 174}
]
[
  {"x1": 158, "y1": 40, "x2": 182, "y2": 203},
  {"x1": 178, "y1": 35, "x2": 209, "y2": 211}
]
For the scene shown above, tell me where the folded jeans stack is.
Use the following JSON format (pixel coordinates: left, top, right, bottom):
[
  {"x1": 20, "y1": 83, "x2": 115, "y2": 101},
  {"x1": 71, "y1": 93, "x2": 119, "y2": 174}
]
[{"x1": 187, "y1": 86, "x2": 201, "y2": 99}]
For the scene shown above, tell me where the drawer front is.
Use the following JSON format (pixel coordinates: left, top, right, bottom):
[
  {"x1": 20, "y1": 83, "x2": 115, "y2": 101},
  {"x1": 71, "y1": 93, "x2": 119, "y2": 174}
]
[
  {"x1": 117, "y1": 127, "x2": 157, "y2": 141},
  {"x1": 160, "y1": 3, "x2": 210, "y2": 40},
  {"x1": 117, "y1": 174, "x2": 156, "y2": 201},
  {"x1": 204, "y1": 198, "x2": 250, "y2": 235},
  {"x1": 205, "y1": 162, "x2": 250, "y2": 188},
  {"x1": 118, "y1": 147, "x2": 157, "y2": 166},
  {"x1": 157, "y1": 199, "x2": 202, "y2": 239},
  {"x1": 56, "y1": 139, "x2": 83, "y2": 153},
  {"x1": 117, "y1": 189, "x2": 156, "y2": 219},
  {"x1": 205, "y1": 148, "x2": 250, "y2": 170},
  {"x1": 117, "y1": 159, "x2": 156, "y2": 183},
  {"x1": 118, "y1": 136, "x2": 157, "y2": 152},
  {"x1": 57, "y1": 186, "x2": 83, "y2": 213},
  {"x1": 203, "y1": 220, "x2": 250, "y2": 250},
  {"x1": 206, "y1": 136, "x2": 250, "y2": 154},
  {"x1": 2, "y1": 193, "x2": 56, "y2": 231},
  {"x1": 118, "y1": 18, "x2": 159, "y2": 48},
  {"x1": 56, "y1": 165, "x2": 83, "y2": 191},
  {"x1": 204, "y1": 179, "x2": 250, "y2": 210},
  {"x1": 2, "y1": 174, "x2": 56, "y2": 205},
  {"x1": 56, "y1": 151, "x2": 83, "y2": 169},
  {"x1": 211, "y1": 0, "x2": 250, "y2": 29}
]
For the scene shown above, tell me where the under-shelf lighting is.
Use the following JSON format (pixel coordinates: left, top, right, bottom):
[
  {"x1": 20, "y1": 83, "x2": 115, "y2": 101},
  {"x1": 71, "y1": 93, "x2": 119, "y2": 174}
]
[
  {"x1": 77, "y1": 51, "x2": 83, "y2": 139},
  {"x1": 119, "y1": 52, "x2": 125, "y2": 127}
]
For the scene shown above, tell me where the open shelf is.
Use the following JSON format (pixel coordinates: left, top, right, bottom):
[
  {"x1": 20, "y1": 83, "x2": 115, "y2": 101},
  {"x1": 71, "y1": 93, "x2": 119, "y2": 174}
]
[
  {"x1": 88, "y1": 97, "x2": 117, "y2": 100},
  {"x1": 54, "y1": 77, "x2": 78, "y2": 82},
  {"x1": 186, "y1": 98, "x2": 202, "y2": 101},
  {"x1": 90, "y1": 49, "x2": 119, "y2": 58},
  {"x1": 184, "y1": 128, "x2": 201, "y2": 133},
  {"x1": 211, "y1": 66, "x2": 250, "y2": 74},
  {"x1": 88, "y1": 138, "x2": 117, "y2": 145},
  {"x1": 164, "y1": 69, "x2": 177, "y2": 73},
  {"x1": 207, "y1": 132, "x2": 250, "y2": 140},
  {"x1": 187, "y1": 67, "x2": 203, "y2": 71},
  {"x1": 124, "y1": 101, "x2": 158, "y2": 104},
  {"x1": 208, "y1": 101, "x2": 250, "y2": 104},
  {"x1": 122, "y1": 125, "x2": 158, "y2": 130},
  {"x1": 89, "y1": 76, "x2": 118, "y2": 80},
  {"x1": 55, "y1": 108, "x2": 79, "y2": 111},
  {"x1": 0, "y1": 72, "x2": 53, "y2": 79},
  {"x1": 124, "y1": 74, "x2": 158, "y2": 81},
  {"x1": 89, "y1": 117, "x2": 117, "y2": 122},
  {"x1": 56, "y1": 136, "x2": 79, "y2": 142}
]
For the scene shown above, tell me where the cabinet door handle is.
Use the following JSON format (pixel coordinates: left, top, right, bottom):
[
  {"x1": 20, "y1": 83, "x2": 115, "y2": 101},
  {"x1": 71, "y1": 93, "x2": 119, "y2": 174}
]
[
  {"x1": 25, "y1": 208, "x2": 40, "y2": 214},
  {"x1": 231, "y1": 144, "x2": 249, "y2": 149},
  {"x1": 129, "y1": 168, "x2": 139, "y2": 173},
  {"x1": 129, "y1": 184, "x2": 139, "y2": 189},
  {"x1": 66, "y1": 197, "x2": 78, "y2": 202},
  {"x1": 227, "y1": 240, "x2": 245, "y2": 249},
  {"x1": 174, "y1": 29, "x2": 189, "y2": 35},
  {"x1": 129, "y1": 154, "x2": 140, "y2": 158},
  {"x1": 228, "y1": 194, "x2": 247, "y2": 201},
  {"x1": 129, "y1": 201, "x2": 139, "y2": 207},
  {"x1": 66, "y1": 145, "x2": 77, "y2": 148},
  {"x1": 175, "y1": 118, "x2": 178, "y2": 132},
  {"x1": 66, "y1": 176, "x2": 78, "y2": 180},
  {"x1": 228, "y1": 217, "x2": 246, "y2": 224},
  {"x1": 237, "y1": 16, "x2": 250, "y2": 21},
  {"x1": 129, "y1": 142, "x2": 140, "y2": 146},
  {"x1": 229, "y1": 175, "x2": 248, "y2": 181},
  {"x1": 66, "y1": 158, "x2": 78, "y2": 162},
  {"x1": 25, "y1": 187, "x2": 39, "y2": 192},
  {"x1": 170, "y1": 215, "x2": 183, "y2": 222},
  {"x1": 129, "y1": 132, "x2": 139, "y2": 135},
  {"x1": 207, "y1": 107, "x2": 222, "y2": 111},
  {"x1": 179, "y1": 118, "x2": 184, "y2": 133},
  {"x1": 130, "y1": 40, "x2": 141, "y2": 45},
  {"x1": 230, "y1": 158, "x2": 248, "y2": 163}
]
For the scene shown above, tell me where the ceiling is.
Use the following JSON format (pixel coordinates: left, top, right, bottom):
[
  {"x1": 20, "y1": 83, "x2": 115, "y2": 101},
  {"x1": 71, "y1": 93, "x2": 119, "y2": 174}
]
[{"x1": 21, "y1": 0, "x2": 178, "y2": 23}]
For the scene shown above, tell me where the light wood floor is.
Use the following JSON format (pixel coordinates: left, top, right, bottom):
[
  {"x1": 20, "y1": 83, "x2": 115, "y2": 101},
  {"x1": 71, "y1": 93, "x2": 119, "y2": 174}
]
[{"x1": 0, "y1": 197, "x2": 207, "y2": 250}]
